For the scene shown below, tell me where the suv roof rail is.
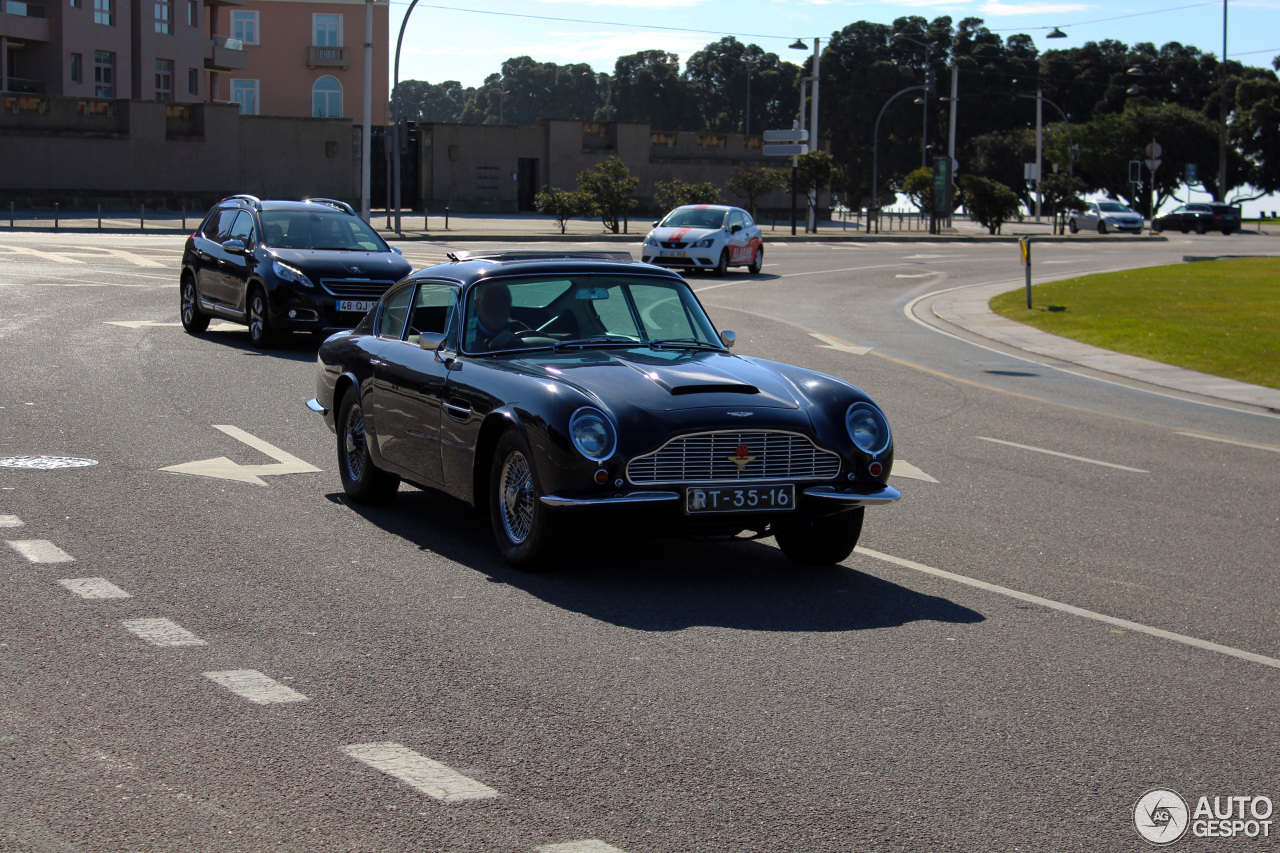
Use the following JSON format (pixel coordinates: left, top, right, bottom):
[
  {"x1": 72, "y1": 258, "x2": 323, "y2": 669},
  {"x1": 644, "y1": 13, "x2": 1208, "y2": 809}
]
[
  {"x1": 222, "y1": 194, "x2": 262, "y2": 210},
  {"x1": 445, "y1": 250, "x2": 634, "y2": 263},
  {"x1": 307, "y1": 197, "x2": 357, "y2": 216}
]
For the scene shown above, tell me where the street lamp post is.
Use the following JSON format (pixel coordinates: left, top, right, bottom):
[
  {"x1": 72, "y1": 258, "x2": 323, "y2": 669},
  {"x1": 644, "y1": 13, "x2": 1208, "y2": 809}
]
[
  {"x1": 360, "y1": 0, "x2": 372, "y2": 221},
  {"x1": 718, "y1": 53, "x2": 762, "y2": 135},
  {"x1": 790, "y1": 38, "x2": 819, "y2": 231},
  {"x1": 1219, "y1": 0, "x2": 1228, "y2": 202},
  {"x1": 390, "y1": 0, "x2": 424, "y2": 235},
  {"x1": 871, "y1": 84, "x2": 925, "y2": 233},
  {"x1": 894, "y1": 33, "x2": 934, "y2": 168}
]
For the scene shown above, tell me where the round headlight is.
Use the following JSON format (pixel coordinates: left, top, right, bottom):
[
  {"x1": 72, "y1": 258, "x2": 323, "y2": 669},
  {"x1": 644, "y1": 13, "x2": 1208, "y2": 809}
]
[
  {"x1": 569, "y1": 407, "x2": 616, "y2": 461},
  {"x1": 845, "y1": 402, "x2": 890, "y2": 456}
]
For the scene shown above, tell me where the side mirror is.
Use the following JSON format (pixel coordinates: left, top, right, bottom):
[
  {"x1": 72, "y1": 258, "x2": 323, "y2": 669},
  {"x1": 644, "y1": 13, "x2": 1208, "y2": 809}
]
[
  {"x1": 652, "y1": 220, "x2": 660, "y2": 227},
  {"x1": 418, "y1": 332, "x2": 447, "y2": 351},
  {"x1": 221, "y1": 238, "x2": 247, "y2": 254},
  {"x1": 391, "y1": 246, "x2": 404, "y2": 255},
  {"x1": 719, "y1": 329, "x2": 736, "y2": 349},
  {"x1": 730, "y1": 224, "x2": 742, "y2": 234}
]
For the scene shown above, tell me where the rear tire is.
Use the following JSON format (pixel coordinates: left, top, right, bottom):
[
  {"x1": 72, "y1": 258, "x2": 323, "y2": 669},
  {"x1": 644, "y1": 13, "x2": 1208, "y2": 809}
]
[
  {"x1": 336, "y1": 392, "x2": 400, "y2": 505},
  {"x1": 489, "y1": 430, "x2": 561, "y2": 571},
  {"x1": 180, "y1": 274, "x2": 209, "y2": 334},
  {"x1": 774, "y1": 508, "x2": 864, "y2": 566},
  {"x1": 748, "y1": 246, "x2": 763, "y2": 275},
  {"x1": 247, "y1": 286, "x2": 276, "y2": 348}
]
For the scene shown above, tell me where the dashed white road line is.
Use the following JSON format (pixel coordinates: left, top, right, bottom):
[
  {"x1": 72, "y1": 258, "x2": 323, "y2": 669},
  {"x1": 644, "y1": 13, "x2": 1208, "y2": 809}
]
[
  {"x1": 342, "y1": 743, "x2": 502, "y2": 802},
  {"x1": 809, "y1": 332, "x2": 873, "y2": 355},
  {"x1": 59, "y1": 578, "x2": 131, "y2": 599},
  {"x1": 6, "y1": 539, "x2": 75, "y2": 562},
  {"x1": 855, "y1": 546, "x2": 1280, "y2": 670},
  {"x1": 121, "y1": 618, "x2": 206, "y2": 647},
  {"x1": 536, "y1": 842, "x2": 628, "y2": 853},
  {"x1": 204, "y1": 670, "x2": 308, "y2": 704},
  {"x1": 1176, "y1": 431, "x2": 1280, "y2": 454},
  {"x1": 0, "y1": 515, "x2": 23, "y2": 527},
  {"x1": 976, "y1": 436, "x2": 1150, "y2": 473}
]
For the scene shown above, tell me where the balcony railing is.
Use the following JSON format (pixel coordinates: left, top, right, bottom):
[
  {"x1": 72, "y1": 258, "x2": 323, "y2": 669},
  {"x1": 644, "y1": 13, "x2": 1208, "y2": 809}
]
[
  {"x1": 3, "y1": 0, "x2": 46, "y2": 16},
  {"x1": 2, "y1": 78, "x2": 47, "y2": 94},
  {"x1": 212, "y1": 35, "x2": 243, "y2": 50},
  {"x1": 307, "y1": 45, "x2": 349, "y2": 68},
  {"x1": 205, "y1": 35, "x2": 247, "y2": 71}
]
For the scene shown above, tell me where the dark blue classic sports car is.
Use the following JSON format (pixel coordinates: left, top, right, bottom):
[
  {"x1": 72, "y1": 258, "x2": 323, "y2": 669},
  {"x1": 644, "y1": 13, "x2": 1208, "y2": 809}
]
[{"x1": 306, "y1": 251, "x2": 899, "y2": 570}]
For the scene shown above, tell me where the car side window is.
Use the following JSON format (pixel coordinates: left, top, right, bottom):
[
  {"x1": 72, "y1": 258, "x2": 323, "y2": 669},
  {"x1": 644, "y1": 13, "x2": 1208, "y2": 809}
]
[
  {"x1": 728, "y1": 211, "x2": 744, "y2": 232},
  {"x1": 377, "y1": 284, "x2": 415, "y2": 339},
  {"x1": 227, "y1": 211, "x2": 255, "y2": 245},
  {"x1": 405, "y1": 283, "x2": 459, "y2": 347},
  {"x1": 741, "y1": 211, "x2": 756, "y2": 229},
  {"x1": 204, "y1": 208, "x2": 238, "y2": 241}
]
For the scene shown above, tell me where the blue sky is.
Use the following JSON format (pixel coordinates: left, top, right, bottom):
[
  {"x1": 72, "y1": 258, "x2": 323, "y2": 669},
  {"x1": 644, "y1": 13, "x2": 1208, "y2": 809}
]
[{"x1": 388, "y1": 0, "x2": 1280, "y2": 91}]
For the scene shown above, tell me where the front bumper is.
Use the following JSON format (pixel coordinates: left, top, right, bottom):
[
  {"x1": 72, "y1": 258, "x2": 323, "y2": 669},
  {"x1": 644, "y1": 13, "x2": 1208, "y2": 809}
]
[
  {"x1": 641, "y1": 246, "x2": 720, "y2": 269},
  {"x1": 540, "y1": 482, "x2": 900, "y2": 511},
  {"x1": 269, "y1": 286, "x2": 377, "y2": 333}
]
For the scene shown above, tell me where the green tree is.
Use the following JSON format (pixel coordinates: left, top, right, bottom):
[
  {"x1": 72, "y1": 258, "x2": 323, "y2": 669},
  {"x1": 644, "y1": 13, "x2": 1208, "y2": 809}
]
[
  {"x1": 900, "y1": 166, "x2": 935, "y2": 213},
  {"x1": 392, "y1": 80, "x2": 473, "y2": 123},
  {"x1": 534, "y1": 188, "x2": 590, "y2": 234},
  {"x1": 653, "y1": 179, "x2": 721, "y2": 212},
  {"x1": 612, "y1": 51, "x2": 693, "y2": 129},
  {"x1": 577, "y1": 157, "x2": 640, "y2": 233},
  {"x1": 726, "y1": 166, "x2": 787, "y2": 216},
  {"x1": 1038, "y1": 172, "x2": 1087, "y2": 233},
  {"x1": 957, "y1": 175, "x2": 1022, "y2": 234}
]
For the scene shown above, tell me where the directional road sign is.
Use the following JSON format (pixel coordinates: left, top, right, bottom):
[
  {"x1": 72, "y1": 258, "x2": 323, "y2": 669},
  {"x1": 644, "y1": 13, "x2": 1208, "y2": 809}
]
[
  {"x1": 763, "y1": 143, "x2": 809, "y2": 157},
  {"x1": 762, "y1": 129, "x2": 809, "y2": 142}
]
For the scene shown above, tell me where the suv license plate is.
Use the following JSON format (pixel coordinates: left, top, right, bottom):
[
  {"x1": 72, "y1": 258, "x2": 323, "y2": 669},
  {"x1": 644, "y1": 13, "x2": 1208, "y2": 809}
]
[
  {"x1": 338, "y1": 300, "x2": 377, "y2": 313},
  {"x1": 686, "y1": 485, "x2": 795, "y2": 514}
]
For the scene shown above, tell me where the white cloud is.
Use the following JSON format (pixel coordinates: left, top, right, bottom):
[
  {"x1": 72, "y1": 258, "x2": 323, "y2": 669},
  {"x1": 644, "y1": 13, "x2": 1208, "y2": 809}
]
[{"x1": 978, "y1": 1, "x2": 1090, "y2": 14}]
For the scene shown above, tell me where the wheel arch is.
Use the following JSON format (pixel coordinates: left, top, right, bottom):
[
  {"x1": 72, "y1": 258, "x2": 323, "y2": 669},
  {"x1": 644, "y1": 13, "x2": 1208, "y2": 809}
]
[{"x1": 472, "y1": 406, "x2": 529, "y2": 511}]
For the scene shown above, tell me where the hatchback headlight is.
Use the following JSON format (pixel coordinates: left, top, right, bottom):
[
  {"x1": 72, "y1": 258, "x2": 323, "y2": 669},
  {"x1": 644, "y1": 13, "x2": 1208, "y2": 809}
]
[
  {"x1": 845, "y1": 402, "x2": 891, "y2": 456},
  {"x1": 693, "y1": 236, "x2": 716, "y2": 248},
  {"x1": 643, "y1": 235, "x2": 659, "y2": 247},
  {"x1": 569, "y1": 407, "x2": 617, "y2": 460},
  {"x1": 272, "y1": 260, "x2": 314, "y2": 288}
]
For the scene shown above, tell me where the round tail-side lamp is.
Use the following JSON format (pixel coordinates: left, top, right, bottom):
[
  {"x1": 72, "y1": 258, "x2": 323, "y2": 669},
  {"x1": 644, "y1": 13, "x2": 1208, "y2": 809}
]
[
  {"x1": 593, "y1": 468, "x2": 609, "y2": 485},
  {"x1": 868, "y1": 461, "x2": 884, "y2": 477}
]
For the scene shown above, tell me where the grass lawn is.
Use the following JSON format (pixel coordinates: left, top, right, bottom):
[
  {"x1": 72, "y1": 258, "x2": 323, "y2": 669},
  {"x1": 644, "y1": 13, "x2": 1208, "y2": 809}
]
[{"x1": 990, "y1": 257, "x2": 1280, "y2": 389}]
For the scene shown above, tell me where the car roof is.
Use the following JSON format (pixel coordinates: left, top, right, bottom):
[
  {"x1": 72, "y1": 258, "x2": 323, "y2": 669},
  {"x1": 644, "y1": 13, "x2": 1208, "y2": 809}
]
[
  {"x1": 406, "y1": 252, "x2": 688, "y2": 286},
  {"x1": 670, "y1": 204, "x2": 741, "y2": 213},
  {"x1": 215, "y1": 195, "x2": 357, "y2": 216}
]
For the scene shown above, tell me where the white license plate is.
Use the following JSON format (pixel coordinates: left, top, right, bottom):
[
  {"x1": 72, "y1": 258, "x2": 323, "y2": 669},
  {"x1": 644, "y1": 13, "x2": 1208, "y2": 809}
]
[
  {"x1": 686, "y1": 485, "x2": 795, "y2": 514},
  {"x1": 337, "y1": 300, "x2": 377, "y2": 313},
  {"x1": 660, "y1": 250, "x2": 687, "y2": 258}
]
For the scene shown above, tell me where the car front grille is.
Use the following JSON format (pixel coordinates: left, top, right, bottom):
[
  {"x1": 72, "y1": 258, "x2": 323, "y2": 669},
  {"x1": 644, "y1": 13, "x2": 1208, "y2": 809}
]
[
  {"x1": 660, "y1": 241, "x2": 687, "y2": 249},
  {"x1": 319, "y1": 279, "x2": 398, "y2": 299},
  {"x1": 627, "y1": 430, "x2": 842, "y2": 485}
]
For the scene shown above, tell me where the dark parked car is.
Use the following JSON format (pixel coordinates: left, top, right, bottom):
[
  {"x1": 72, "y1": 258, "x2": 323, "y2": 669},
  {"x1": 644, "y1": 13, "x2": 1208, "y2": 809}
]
[
  {"x1": 180, "y1": 195, "x2": 412, "y2": 347},
  {"x1": 1151, "y1": 203, "x2": 1242, "y2": 235},
  {"x1": 306, "y1": 251, "x2": 900, "y2": 570}
]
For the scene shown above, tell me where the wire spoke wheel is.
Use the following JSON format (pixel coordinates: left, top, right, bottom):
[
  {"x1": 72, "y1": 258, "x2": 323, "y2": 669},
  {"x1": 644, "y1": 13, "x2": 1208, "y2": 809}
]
[
  {"x1": 498, "y1": 451, "x2": 534, "y2": 544},
  {"x1": 343, "y1": 407, "x2": 367, "y2": 482}
]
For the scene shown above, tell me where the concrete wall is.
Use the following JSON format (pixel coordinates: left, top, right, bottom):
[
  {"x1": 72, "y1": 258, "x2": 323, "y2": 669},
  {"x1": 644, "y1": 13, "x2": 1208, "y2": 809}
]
[{"x1": 0, "y1": 94, "x2": 354, "y2": 207}]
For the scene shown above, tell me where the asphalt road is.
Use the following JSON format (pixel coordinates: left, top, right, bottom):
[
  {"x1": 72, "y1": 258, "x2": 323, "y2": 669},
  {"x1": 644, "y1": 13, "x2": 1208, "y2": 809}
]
[{"x1": 1, "y1": 231, "x2": 1277, "y2": 852}]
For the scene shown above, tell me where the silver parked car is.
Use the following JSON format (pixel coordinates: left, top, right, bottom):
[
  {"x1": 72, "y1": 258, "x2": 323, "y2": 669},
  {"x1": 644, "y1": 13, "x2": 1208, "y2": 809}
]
[{"x1": 1068, "y1": 200, "x2": 1145, "y2": 234}]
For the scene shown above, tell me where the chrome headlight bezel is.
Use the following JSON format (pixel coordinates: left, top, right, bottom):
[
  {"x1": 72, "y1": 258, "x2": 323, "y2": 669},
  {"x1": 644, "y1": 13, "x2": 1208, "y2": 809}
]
[
  {"x1": 272, "y1": 259, "x2": 314, "y2": 288},
  {"x1": 845, "y1": 402, "x2": 891, "y2": 457},
  {"x1": 569, "y1": 407, "x2": 617, "y2": 461}
]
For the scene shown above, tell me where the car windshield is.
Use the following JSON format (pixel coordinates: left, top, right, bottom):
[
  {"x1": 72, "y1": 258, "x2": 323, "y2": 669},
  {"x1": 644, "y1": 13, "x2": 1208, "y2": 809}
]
[
  {"x1": 659, "y1": 209, "x2": 728, "y2": 229},
  {"x1": 260, "y1": 210, "x2": 388, "y2": 252},
  {"x1": 462, "y1": 274, "x2": 721, "y2": 355},
  {"x1": 1097, "y1": 202, "x2": 1131, "y2": 212}
]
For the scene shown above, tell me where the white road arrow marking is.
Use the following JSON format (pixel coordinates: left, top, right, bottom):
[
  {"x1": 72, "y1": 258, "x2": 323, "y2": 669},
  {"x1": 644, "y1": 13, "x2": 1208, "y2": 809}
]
[
  {"x1": 891, "y1": 461, "x2": 938, "y2": 482},
  {"x1": 895, "y1": 273, "x2": 937, "y2": 278},
  {"x1": 106, "y1": 320, "x2": 183, "y2": 328},
  {"x1": 161, "y1": 425, "x2": 321, "y2": 486},
  {"x1": 810, "y1": 332, "x2": 873, "y2": 355}
]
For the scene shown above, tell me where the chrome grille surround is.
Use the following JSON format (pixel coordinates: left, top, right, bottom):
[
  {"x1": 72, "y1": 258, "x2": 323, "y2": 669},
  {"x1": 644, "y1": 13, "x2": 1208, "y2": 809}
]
[
  {"x1": 319, "y1": 278, "x2": 398, "y2": 299},
  {"x1": 627, "y1": 430, "x2": 842, "y2": 485}
]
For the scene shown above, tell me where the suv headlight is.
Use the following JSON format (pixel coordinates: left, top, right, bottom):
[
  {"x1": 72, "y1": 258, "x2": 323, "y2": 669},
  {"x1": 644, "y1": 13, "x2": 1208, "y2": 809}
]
[
  {"x1": 569, "y1": 407, "x2": 617, "y2": 461},
  {"x1": 272, "y1": 260, "x2": 314, "y2": 288},
  {"x1": 845, "y1": 402, "x2": 891, "y2": 456}
]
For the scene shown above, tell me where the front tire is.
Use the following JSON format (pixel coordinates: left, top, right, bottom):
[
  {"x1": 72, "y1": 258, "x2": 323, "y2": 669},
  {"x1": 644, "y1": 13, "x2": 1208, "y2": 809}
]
[
  {"x1": 1068, "y1": 219, "x2": 1078, "y2": 234},
  {"x1": 774, "y1": 508, "x2": 864, "y2": 566},
  {"x1": 712, "y1": 249, "x2": 729, "y2": 277},
  {"x1": 489, "y1": 430, "x2": 561, "y2": 571},
  {"x1": 1097, "y1": 221, "x2": 1107, "y2": 234},
  {"x1": 1195, "y1": 220, "x2": 1207, "y2": 235},
  {"x1": 247, "y1": 286, "x2": 276, "y2": 348},
  {"x1": 180, "y1": 274, "x2": 209, "y2": 334},
  {"x1": 337, "y1": 392, "x2": 399, "y2": 504},
  {"x1": 748, "y1": 246, "x2": 763, "y2": 275}
]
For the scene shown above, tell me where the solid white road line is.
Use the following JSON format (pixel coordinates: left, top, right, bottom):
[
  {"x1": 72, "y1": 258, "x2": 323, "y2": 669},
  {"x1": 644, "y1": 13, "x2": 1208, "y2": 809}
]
[
  {"x1": 342, "y1": 743, "x2": 502, "y2": 802},
  {"x1": 1176, "y1": 431, "x2": 1280, "y2": 454},
  {"x1": 855, "y1": 547, "x2": 1280, "y2": 670},
  {"x1": 203, "y1": 670, "x2": 308, "y2": 704},
  {"x1": 976, "y1": 436, "x2": 1150, "y2": 473},
  {"x1": 121, "y1": 618, "x2": 207, "y2": 647},
  {"x1": 536, "y1": 842, "x2": 628, "y2": 853},
  {"x1": 58, "y1": 578, "x2": 131, "y2": 599},
  {"x1": 6, "y1": 539, "x2": 75, "y2": 562},
  {"x1": 0, "y1": 515, "x2": 23, "y2": 527}
]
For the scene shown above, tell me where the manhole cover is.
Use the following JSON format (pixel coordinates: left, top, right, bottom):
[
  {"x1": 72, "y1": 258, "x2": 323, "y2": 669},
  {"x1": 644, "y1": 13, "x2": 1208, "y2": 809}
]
[{"x1": 0, "y1": 456, "x2": 99, "y2": 470}]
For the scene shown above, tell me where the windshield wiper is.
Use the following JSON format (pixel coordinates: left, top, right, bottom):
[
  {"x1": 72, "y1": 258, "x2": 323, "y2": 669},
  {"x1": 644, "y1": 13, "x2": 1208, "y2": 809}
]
[
  {"x1": 647, "y1": 338, "x2": 723, "y2": 351},
  {"x1": 552, "y1": 336, "x2": 642, "y2": 351}
]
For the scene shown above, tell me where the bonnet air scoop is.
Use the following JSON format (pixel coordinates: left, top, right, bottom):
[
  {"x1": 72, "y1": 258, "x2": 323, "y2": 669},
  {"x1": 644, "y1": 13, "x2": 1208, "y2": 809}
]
[{"x1": 669, "y1": 384, "x2": 760, "y2": 396}]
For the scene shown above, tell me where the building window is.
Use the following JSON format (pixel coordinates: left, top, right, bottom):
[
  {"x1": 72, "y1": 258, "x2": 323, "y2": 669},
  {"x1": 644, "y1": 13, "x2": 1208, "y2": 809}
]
[
  {"x1": 230, "y1": 10, "x2": 258, "y2": 45},
  {"x1": 94, "y1": 51, "x2": 114, "y2": 96},
  {"x1": 188, "y1": 67, "x2": 199, "y2": 96},
  {"x1": 231, "y1": 79, "x2": 258, "y2": 115},
  {"x1": 312, "y1": 76, "x2": 341, "y2": 118},
  {"x1": 313, "y1": 13, "x2": 340, "y2": 47},
  {"x1": 69, "y1": 0, "x2": 81, "y2": 8},
  {"x1": 186, "y1": 0, "x2": 195, "y2": 26},
  {"x1": 93, "y1": 0, "x2": 112, "y2": 25},
  {"x1": 154, "y1": 0, "x2": 170, "y2": 33},
  {"x1": 155, "y1": 59, "x2": 173, "y2": 101},
  {"x1": 70, "y1": 53, "x2": 82, "y2": 83}
]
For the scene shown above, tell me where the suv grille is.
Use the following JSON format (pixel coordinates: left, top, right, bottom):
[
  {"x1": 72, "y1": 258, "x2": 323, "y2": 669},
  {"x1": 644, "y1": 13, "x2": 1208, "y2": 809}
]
[
  {"x1": 320, "y1": 279, "x2": 398, "y2": 299},
  {"x1": 627, "y1": 430, "x2": 842, "y2": 484}
]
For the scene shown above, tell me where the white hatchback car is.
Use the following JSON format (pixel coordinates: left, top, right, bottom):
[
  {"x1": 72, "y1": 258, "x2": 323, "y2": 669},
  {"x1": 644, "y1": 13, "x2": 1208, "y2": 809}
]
[
  {"x1": 641, "y1": 204, "x2": 764, "y2": 275},
  {"x1": 1068, "y1": 200, "x2": 1145, "y2": 234}
]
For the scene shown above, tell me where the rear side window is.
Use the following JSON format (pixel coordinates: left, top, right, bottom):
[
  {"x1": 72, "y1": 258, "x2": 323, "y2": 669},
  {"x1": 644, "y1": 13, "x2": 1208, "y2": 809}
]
[{"x1": 202, "y1": 208, "x2": 239, "y2": 241}]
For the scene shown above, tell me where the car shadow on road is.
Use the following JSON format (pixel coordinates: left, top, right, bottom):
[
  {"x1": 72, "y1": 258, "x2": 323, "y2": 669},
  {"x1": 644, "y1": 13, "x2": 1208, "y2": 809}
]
[
  {"x1": 331, "y1": 488, "x2": 985, "y2": 634},
  {"x1": 196, "y1": 327, "x2": 322, "y2": 362}
]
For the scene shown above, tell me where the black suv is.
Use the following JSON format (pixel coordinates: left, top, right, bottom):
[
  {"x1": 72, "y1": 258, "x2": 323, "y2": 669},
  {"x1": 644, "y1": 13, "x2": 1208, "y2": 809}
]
[
  {"x1": 1151, "y1": 202, "x2": 1242, "y2": 235},
  {"x1": 180, "y1": 195, "x2": 413, "y2": 347}
]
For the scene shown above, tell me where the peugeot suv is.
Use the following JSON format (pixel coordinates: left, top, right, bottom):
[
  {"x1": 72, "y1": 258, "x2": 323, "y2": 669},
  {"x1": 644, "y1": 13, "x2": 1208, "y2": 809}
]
[{"x1": 180, "y1": 195, "x2": 412, "y2": 347}]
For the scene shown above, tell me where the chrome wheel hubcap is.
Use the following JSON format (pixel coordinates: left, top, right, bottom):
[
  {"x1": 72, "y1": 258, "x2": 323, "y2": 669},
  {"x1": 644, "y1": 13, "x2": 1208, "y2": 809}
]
[
  {"x1": 343, "y1": 407, "x2": 366, "y2": 480},
  {"x1": 498, "y1": 451, "x2": 534, "y2": 544}
]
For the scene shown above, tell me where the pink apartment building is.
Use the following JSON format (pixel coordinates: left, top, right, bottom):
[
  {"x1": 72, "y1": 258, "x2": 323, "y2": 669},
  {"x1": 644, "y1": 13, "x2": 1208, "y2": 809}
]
[{"x1": 213, "y1": 0, "x2": 388, "y2": 122}]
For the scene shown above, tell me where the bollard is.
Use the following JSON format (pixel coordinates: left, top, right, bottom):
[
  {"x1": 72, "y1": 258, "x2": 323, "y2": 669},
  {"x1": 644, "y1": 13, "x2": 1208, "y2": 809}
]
[
  {"x1": 140, "y1": 205, "x2": 145, "y2": 230},
  {"x1": 98, "y1": 204, "x2": 102, "y2": 230},
  {"x1": 55, "y1": 203, "x2": 59, "y2": 231},
  {"x1": 423, "y1": 209, "x2": 428, "y2": 231},
  {"x1": 444, "y1": 205, "x2": 449, "y2": 230},
  {"x1": 182, "y1": 205, "x2": 186, "y2": 231},
  {"x1": 9, "y1": 202, "x2": 13, "y2": 229}
]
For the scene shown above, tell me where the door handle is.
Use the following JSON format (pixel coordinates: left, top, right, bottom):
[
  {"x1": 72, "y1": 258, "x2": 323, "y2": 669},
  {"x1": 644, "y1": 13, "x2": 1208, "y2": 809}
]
[{"x1": 443, "y1": 400, "x2": 470, "y2": 418}]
